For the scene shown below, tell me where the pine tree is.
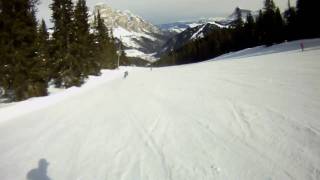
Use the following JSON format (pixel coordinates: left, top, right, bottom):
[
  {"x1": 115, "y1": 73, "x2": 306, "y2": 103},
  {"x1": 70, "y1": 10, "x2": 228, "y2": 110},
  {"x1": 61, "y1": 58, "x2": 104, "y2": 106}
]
[
  {"x1": 93, "y1": 10, "x2": 118, "y2": 69},
  {"x1": 50, "y1": 0, "x2": 83, "y2": 88},
  {"x1": 232, "y1": 7, "x2": 245, "y2": 50},
  {"x1": 264, "y1": 0, "x2": 276, "y2": 45},
  {"x1": 264, "y1": 0, "x2": 276, "y2": 12},
  {"x1": 244, "y1": 12, "x2": 257, "y2": 47},
  {"x1": 51, "y1": 0, "x2": 74, "y2": 53},
  {"x1": 34, "y1": 19, "x2": 50, "y2": 89},
  {"x1": 37, "y1": 19, "x2": 49, "y2": 64},
  {"x1": 94, "y1": 10, "x2": 108, "y2": 67},
  {"x1": 296, "y1": 0, "x2": 320, "y2": 38},
  {"x1": 73, "y1": 0, "x2": 98, "y2": 76},
  {"x1": 274, "y1": 8, "x2": 285, "y2": 43},
  {"x1": 233, "y1": 7, "x2": 244, "y2": 29},
  {"x1": 261, "y1": 0, "x2": 280, "y2": 45},
  {"x1": 119, "y1": 45, "x2": 130, "y2": 66},
  {"x1": 0, "y1": 0, "x2": 10, "y2": 94},
  {"x1": 107, "y1": 32, "x2": 118, "y2": 69},
  {"x1": 0, "y1": 0, "x2": 48, "y2": 101},
  {"x1": 284, "y1": 0, "x2": 298, "y2": 40},
  {"x1": 256, "y1": 10, "x2": 265, "y2": 44}
]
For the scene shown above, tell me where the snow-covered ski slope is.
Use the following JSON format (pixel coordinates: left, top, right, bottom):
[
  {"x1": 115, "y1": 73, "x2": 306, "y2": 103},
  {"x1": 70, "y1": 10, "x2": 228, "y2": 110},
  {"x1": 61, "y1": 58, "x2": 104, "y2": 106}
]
[{"x1": 1, "y1": 39, "x2": 320, "y2": 180}]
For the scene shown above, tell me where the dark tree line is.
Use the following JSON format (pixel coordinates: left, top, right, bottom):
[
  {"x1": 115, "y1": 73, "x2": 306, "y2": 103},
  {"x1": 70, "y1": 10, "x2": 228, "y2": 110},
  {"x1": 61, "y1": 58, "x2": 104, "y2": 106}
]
[
  {"x1": 0, "y1": 0, "x2": 127, "y2": 101},
  {"x1": 156, "y1": 0, "x2": 319, "y2": 66}
]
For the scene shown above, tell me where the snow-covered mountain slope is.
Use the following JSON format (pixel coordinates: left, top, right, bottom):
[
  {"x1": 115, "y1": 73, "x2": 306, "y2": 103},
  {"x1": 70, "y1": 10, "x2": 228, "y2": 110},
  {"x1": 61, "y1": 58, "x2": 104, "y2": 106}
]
[
  {"x1": 160, "y1": 23, "x2": 221, "y2": 55},
  {"x1": 158, "y1": 8, "x2": 254, "y2": 33},
  {"x1": 92, "y1": 4, "x2": 172, "y2": 62},
  {"x1": 93, "y1": 4, "x2": 160, "y2": 34},
  {"x1": 1, "y1": 39, "x2": 320, "y2": 180},
  {"x1": 159, "y1": 18, "x2": 226, "y2": 33},
  {"x1": 158, "y1": 8, "x2": 254, "y2": 55}
]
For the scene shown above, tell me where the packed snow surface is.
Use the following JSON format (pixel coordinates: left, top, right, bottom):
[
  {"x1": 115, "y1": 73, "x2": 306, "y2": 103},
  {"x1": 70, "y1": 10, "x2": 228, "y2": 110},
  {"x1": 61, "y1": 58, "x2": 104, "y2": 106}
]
[
  {"x1": 125, "y1": 49, "x2": 157, "y2": 62},
  {"x1": 1, "y1": 39, "x2": 320, "y2": 180},
  {"x1": 113, "y1": 27, "x2": 156, "y2": 48},
  {"x1": 112, "y1": 27, "x2": 158, "y2": 62}
]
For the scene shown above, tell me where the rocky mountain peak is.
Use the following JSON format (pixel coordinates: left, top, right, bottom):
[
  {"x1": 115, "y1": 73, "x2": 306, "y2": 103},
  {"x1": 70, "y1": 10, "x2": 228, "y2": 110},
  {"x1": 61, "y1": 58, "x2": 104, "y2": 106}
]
[
  {"x1": 90, "y1": 4, "x2": 173, "y2": 63},
  {"x1": 92, "y1": 4, "x2": 161, "y2": 34}
]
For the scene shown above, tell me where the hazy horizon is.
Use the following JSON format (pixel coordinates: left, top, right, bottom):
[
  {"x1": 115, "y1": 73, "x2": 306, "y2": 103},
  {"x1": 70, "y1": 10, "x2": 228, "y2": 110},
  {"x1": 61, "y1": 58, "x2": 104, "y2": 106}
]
[{"x1": 37, "y1": 0, "x2": 297, "y2": 26}]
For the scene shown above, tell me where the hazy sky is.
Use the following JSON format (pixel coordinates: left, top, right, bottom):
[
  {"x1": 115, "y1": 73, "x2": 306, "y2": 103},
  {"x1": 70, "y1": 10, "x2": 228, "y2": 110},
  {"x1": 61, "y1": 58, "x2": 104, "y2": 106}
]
[{"x1": 38, "y1": 0, "x2": 296, "y2": 26}]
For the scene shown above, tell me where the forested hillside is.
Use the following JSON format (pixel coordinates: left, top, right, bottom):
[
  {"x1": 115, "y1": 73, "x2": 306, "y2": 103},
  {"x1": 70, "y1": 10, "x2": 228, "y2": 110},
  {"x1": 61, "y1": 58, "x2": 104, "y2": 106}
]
[
  {"x1": 0, "y1": 0, "x2": 128, "y2": 101},
  {"x1": 156, "y1": 0, "x2": 320, "y2": 66}
]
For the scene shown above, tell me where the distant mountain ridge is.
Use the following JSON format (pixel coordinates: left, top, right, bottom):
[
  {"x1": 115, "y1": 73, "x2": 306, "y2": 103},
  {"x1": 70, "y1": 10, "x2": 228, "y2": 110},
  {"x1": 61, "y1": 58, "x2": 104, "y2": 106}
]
[
  {"x1": 158, "y1": 8, "x2": 254, "y2": 32},
  {"x1": 158, "y1": 8, "x2": 255, "y2": 56},
  {"x1": 158, "y1": 18, "x2": 226, "y2": 33},
  {"x1": 91, "y1": 4, "x2": 173, "y2": 62},
  {"x1": 90, "y1": 5, "x2": 253, "y2": 62},
  {"x1": 93, "y1": 4, "x2": 160, "y2": 34},
  {"x1": 159, "y1": 23, "x2": 221, "y2": 55}
]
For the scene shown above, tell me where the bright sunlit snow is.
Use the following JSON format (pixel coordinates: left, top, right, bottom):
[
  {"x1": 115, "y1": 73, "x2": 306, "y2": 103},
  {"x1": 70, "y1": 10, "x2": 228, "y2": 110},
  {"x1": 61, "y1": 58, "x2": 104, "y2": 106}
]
[
  {"x1": 0, "y1": 39, "x2": 320, "y2": 180},
  {"x1": 113, "y1": 27, "x2": 157, "y2": 48},
  {"x1": 125, "y1": 49, "x2": 158, "y2": 62}
]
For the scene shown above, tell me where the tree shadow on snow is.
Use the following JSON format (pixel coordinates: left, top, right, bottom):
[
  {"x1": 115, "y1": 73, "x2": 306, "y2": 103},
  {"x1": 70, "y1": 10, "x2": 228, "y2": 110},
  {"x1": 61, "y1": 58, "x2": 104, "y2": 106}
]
[{"x1": 26, "y1": 159, "x2": 51, "y2": 180}]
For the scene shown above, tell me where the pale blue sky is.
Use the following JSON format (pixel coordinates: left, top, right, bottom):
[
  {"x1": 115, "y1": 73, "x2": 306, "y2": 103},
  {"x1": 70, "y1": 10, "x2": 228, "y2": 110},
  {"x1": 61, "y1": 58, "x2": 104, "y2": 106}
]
[{"x1": 38, "y1": 0, "x2": 297, "y2": 26}]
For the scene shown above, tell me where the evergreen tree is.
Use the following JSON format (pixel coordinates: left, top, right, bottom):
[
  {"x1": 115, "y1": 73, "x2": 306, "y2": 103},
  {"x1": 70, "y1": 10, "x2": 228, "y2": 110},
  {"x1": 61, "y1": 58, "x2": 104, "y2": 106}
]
[
  {"x1": 93, "y1": 10, "x2": 118, "y2": 69},
  {"x1": 233, "y1": 7, "x2": 244, "y2": 28},
  {"x1": 256, "y1": 10, "x2": 265, "y2": 44},
  {"x1": 94, "y1": 10, "x2": 108, "y2": 68},
  {"x1": 73, "y1": 0, "x2": 98, "y2": 76},
  {"x1": 296, "y1": 0, "x2": 320, "y2": 38},
  {"x1": 284, "y1": 0, "x2": 298, "y2": 40},
  {"x1": 244, "y1": 12, "x2": 257, "y2": 47},
  {"x1": 119, "y1": 42, "x2": 130, "y2": 66},
  {"x1": 0, "y1": 0, "x2": 10, "y2": 95},
  {"x1": 51, "y1": 0, "x2": 74, "y2": 53},
  {"x1": 0, "y1": 0, "x2": 48, "y2": 101},
  {"x1": 264, "y1": 0, "x2": 276, "y2": 12},
  {"x1": 37, "y1": 19, "x2": 49, "y2": 67},
  {"x1": 274, "y1": 7, "x2": 285, "y2": 43},
  {"x1": 107, "y1": 31, "x2": 118, "y2": 69},
  {"x1": 256, "y1": 0, "x2": 284, "y2": 46},
  {"x1": 50, "y1": 0, "x2": 83, "y2": 88},
  {"x1": 262, "y1": 0, "x2": 277, "y2": 45},
  {"x1": 35, "y1": 19, "x2": 50, "y2": 89},
  {"x1": 158, "y1": 0, "x2": 319, "y2": 67},
  {"x1": 232, "y1": 7, "x2": 245, "y2": 50}
]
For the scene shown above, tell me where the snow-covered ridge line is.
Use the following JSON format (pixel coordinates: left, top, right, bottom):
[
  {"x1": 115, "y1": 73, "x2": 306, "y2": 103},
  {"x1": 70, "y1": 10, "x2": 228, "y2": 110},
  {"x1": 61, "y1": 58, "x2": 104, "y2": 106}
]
[
  {"x1": 190, "y1": 24, "x2": 206, "y2": 40},
  {"x1": 159, "y1": 8, "x2": 254, "y2": 34},
  {"x1": 90, "y1": 4, "x2": 164, "y2": 62}
]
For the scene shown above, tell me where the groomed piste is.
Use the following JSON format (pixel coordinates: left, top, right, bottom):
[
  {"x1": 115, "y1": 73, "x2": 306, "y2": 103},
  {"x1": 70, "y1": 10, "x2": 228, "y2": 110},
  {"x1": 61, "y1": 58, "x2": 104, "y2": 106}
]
[{"x1": 0, "y1": 39, "x2": 320, "y2": 180}]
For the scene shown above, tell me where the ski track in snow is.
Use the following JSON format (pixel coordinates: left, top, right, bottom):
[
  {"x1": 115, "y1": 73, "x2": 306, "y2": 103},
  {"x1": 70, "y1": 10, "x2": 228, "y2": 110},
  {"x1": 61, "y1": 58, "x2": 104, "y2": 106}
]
[{"x1": 1, "y1": 39, "x2": 320, "y2": 180}]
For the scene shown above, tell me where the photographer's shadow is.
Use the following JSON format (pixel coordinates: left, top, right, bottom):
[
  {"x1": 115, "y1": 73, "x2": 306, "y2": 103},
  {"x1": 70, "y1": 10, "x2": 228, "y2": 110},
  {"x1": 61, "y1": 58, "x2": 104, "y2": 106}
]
[{"x1": 26, "y1": 159, "x2": 51, "y2": 180}]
